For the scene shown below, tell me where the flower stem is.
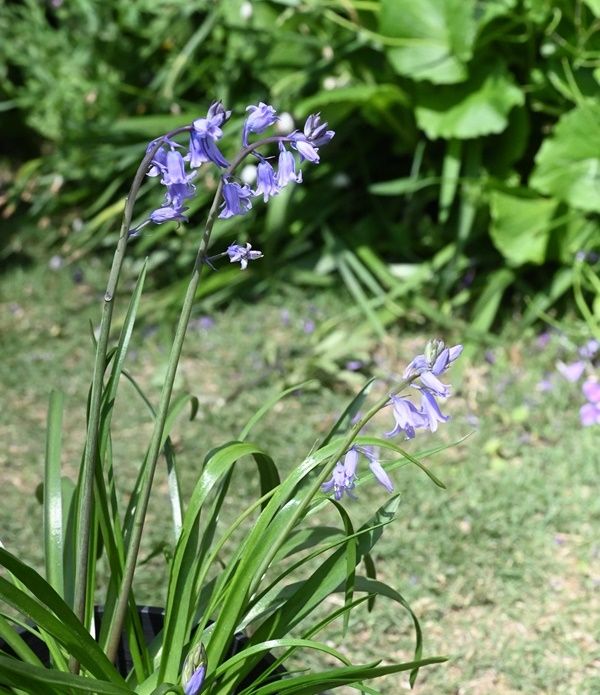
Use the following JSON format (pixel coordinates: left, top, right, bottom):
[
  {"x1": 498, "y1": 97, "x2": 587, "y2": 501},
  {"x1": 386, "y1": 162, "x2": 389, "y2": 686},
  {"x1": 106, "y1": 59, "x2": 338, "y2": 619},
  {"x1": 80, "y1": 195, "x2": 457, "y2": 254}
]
[
  {"x1": 102, "y1": 132, "x2": 294, "y2": 664},
  {"x1": 103, "y1": 177, "x2": 224, "y2": 664},
  {"x1": 70, "y1": 129, "x2": 188, "y2": 674}
]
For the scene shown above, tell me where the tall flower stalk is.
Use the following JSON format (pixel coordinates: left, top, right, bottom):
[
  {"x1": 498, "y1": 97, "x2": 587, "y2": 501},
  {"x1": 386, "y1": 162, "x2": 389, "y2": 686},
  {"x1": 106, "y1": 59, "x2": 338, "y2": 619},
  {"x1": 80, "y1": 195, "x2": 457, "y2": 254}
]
[{"x1": 70, "y1": 102, "x2": 335, "y2": 666}]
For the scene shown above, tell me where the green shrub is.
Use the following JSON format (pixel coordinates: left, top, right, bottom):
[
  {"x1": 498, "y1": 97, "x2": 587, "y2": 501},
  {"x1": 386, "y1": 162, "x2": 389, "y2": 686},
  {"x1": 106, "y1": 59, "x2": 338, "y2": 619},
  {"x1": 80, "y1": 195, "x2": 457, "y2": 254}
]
[{"x1": 1, "y1": 0, "x2": 599, "y2": 331}]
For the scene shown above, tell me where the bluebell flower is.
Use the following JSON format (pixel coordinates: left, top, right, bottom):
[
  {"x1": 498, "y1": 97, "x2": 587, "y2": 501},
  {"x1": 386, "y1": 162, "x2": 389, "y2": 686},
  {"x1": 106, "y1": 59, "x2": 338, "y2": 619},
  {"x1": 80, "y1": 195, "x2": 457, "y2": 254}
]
[
  {"x1": 321, "y1": 448, "x2": 359, "y2": 500},
  {"x1": 219, "y1": 180, "x2": 253, "y2": 219},
  {"x1": 182, "y1": 643, "x2": 207, "y2": 695},
  {"x1": 226, "y1": 242, "x2": 263, "y2": 270},
  {"x1": 276, "y1": 143, "x2": 302, "y2": 186},
  {"x1": 404, "y1": 340, "x2": 462, "y2": 397},
  {"x1": 243, "y1": 102, "x2": 278, "y2": 146},
  {"x1": 384, "y1": 396, "x2": 426, "y2": 440},
  {"x1": 303, "y1": 113, "x2": 335, "y2": 146},
  {"x1": 359, "y1": 446, "x2": 394, "y2": 493},
  {"x1": 404, "y1": 340, "x2": 462, "y2": 379},
  {"x1": 190, "y1": 101, "x2": 230, "y2": 168},
  {"x1": 147, "y1": 145, "x2": 169, "y2": 178},
  {"x1": 150, "y1": 205, "x2": 188, "y2": 224},
  {"x1": 290, "y1": 113, "x2": 335, "y2": 163},
  {"x1": 184, "y1": 665, "x2": 205, "y2": 695},
  {"x1": 255, "y1": 160, "x2": 280, "y2": 202},
  {"x1": 417, "y1": 388, "x2": 449, "y2": 432}
]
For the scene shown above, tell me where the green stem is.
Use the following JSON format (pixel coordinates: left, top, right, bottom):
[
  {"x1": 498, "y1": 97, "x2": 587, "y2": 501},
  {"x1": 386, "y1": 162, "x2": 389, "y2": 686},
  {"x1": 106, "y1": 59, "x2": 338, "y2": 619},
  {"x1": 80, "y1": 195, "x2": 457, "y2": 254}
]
[
  {"x1": 103, "y1": 175, "x2": 223, "y2": 664},
  {"x1": 70, "y1": 128, "x2": 188, "y2": 673},
  {"x1": 102, "y1": 132, "x2": 298, "y2": 664}
]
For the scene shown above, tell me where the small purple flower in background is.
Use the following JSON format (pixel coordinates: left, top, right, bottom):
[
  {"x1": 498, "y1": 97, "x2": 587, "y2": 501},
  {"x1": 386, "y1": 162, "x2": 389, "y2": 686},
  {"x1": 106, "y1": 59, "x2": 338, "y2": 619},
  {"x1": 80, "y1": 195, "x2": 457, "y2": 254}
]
[
  {"x1": 556, "y1": 360, "x2": 586, "y2": 383},
  {"x1": 190, "y1": 101, "x2": 230, "y2": 168},
  {"x1": 302, "y1": 319, "x2": 316, "y2": 334},
  {"x1": 255, "y1": 160, "x2": 280, "y2": 202},
  {"x1": 226, "y1": 242, "x2": 263, "y2": 270},
  {"x1": 536, "y1": 376, "x2": 554, "y2": 393},
  {"x1": 536, "y1": 331, "x2": 551, "y2": 348},
  {"x1": 579, "y1": 339, "x2": 600, "y2": 359},
  {"x1": 579, "y1": 378, "x2": 600, "y2": 426},
  {"x1": 243, "y1": 102, "x2": 278, "y2": 146},
  {"x1": 385, "y1": 396, "x2": 425, "y2": 440},
  {"x1": 583, "y1": 378, "x2": 600, "y2": 403},
  {"x1": 219, "y1": 180, "x2": 253, "y2": 219},
  {"x1": 321, "y1": 448, "x2": 359, "y2": 500},
  {"x1": 345, "y1": 360, "x2": 363, "y2": 372}
]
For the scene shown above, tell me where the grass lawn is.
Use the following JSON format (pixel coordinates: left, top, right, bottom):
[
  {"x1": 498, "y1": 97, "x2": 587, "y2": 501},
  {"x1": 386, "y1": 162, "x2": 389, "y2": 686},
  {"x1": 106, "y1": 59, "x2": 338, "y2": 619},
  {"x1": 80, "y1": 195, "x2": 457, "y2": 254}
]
[{"x1": 0, "y1": 255, "x2": 598, "y2": 694}]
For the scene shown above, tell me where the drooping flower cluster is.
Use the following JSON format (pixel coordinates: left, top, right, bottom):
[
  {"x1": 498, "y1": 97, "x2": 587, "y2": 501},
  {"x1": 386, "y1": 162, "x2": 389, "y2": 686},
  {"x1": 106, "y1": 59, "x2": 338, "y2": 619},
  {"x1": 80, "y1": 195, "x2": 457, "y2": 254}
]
[
  {"x1": 136, "y1": 100, "x2": 334, "y2": 270},
  {"x1": 321, "y1": 446, "x2": 393, "y2": 501},
  {"x1": 387, "y1": 339, "x2": 463, "y2": 438},
  {"x1": 321, "y1": 340, "x2": 462, "y2": 500}
]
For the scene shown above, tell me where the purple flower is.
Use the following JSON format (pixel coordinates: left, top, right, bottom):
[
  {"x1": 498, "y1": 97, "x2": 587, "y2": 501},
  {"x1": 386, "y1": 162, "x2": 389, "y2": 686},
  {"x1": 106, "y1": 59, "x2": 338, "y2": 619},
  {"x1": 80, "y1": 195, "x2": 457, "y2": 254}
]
[
  {"x1": 404, "y1": 340, "x2": 462, "y2": 397},
  {"x1": 289, "y1": 113, "x2": 335, "y2": 163},
  {"x1": 165, "y1": 182, "x2": 196, "y2": 208},
  {"x1": 226, "y1": 242, "x2": 263, "y2": 270},
  {"x1": 182, "y1": 643, "x2": 207, "y2": 695},
  {"x1": 583, "y1": 378, "x2": 600, "y2": 403},
  {"x1": 190, "y1": 102, "x2": 230, "y2": 168},
  {"x1": 321, "y1": 448, "x2": 359, "y2": 500},
  {"x1": 276, "y1": 143, "x2": 302, "y2": 186},
  {"x1": 418, "y1": 388, "x2": 449, "y2": 432},
  {"x1": 579, "y1": 339, "x2": 600, "y2": 359},
  {"x1": 161, "y1": 150, "x2": 192, "y2": 185},
  {"x1": 556, "y1": 360, "x2": 585, "y2": 383},
  {"x1": 360, "y1": 446, "x2": 394, "y2": 493},
  {"x1": 303, "y1": 113, "x2": 335, "y2": 147},
  {"x1": 255, "y1": 160, "x2": 280, "y2": 202},
  {"x1": 243, "y1": 102, "x2": 278, "y2": 145},
  {"x1": 303, "y1": 319, "x2": 315, "y2": 334},
  {"x1": 219, "y1": 180, "x2": 253, "y2": 219},
  {"x1": 405, "y1": 341, "x2": 463, "y2": 379},
  {"x1": 184, "y1": 665, "x2": 205, "y2": 695},
  {"x1": 536, "y1": 331, "x2": 551, "y2": 348},
  {"x1": 150, "y1": 205, "x2": 188, "y2": 224},
  {"x1": 385, "y1": 395, "x2": 426, "y2": 440},
  {"x1": 147, "y1": 145, "x2": 169, "y2": 177},
  {"x1": 580, "y1": 402, "x2": 600, "y2": 426}
]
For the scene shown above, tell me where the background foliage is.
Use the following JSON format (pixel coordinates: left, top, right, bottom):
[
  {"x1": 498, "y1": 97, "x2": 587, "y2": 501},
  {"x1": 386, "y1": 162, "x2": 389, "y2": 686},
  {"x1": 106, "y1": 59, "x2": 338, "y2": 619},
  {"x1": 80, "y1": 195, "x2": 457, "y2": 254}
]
[{"x1": 1, "y1": 0, "x2": 600, "y2": 331}]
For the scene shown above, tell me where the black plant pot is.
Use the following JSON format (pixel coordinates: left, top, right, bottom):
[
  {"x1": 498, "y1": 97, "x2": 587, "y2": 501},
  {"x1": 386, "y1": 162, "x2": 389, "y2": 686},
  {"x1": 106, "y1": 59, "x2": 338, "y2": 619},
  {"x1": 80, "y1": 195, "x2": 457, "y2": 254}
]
[{"x1": 0, "y1": 606, "x2": 287, "y2": 693}]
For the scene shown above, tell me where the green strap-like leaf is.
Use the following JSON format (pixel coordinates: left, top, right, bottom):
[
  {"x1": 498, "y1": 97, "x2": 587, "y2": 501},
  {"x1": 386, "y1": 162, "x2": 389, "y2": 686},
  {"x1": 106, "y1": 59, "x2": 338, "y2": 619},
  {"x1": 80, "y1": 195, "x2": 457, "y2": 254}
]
[
  {"x1": 44, "y1": 390, "x2": 65, "y2": 598},
  {"x1": 0, "y1": 655, "x2": 132, "y2": 694},
  {"x1": 0, "y1": 549, "x2": 126, "y2": 685}
]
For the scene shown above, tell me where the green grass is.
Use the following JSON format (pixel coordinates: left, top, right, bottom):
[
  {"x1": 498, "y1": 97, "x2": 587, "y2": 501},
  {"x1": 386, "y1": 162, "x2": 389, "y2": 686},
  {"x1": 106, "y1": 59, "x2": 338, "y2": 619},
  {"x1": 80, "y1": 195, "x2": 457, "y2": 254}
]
[{"x1": 0, "y1": 256, "x2": 598, "y2": 694}]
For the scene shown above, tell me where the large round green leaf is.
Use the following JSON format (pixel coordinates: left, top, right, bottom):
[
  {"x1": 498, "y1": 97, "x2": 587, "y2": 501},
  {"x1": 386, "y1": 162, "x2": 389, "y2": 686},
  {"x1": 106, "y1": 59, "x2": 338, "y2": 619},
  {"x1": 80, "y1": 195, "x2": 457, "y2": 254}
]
[
  {"x1": 379, "y1": 0, "x2": 476, "y2": 84},
  {"x1": 489, "y1": 190, "x2": 557, "y2": 266},
  {"x1": 415, "y1": 63, "x2": 524, "y2": 139},
  {"x1": 530, "y1": 103, "x2": 600, "y2": 212}
]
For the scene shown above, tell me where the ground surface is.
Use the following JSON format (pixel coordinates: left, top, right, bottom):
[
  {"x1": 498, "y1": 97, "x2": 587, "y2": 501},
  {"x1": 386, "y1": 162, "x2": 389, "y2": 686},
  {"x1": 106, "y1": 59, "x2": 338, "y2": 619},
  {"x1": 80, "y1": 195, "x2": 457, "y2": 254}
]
[{"x1": 1, "y1": 256, "x2": 598, "y2": 694}]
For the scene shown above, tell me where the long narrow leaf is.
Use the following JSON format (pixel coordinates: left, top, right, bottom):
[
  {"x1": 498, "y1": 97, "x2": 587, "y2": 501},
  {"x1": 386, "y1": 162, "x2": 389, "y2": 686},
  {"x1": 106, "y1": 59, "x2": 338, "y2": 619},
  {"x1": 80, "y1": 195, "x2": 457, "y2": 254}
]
[
  {"x1": 0, "y1": 655, "x2": 131, "y2": 695},
  {"x1": 0, "y1": 550, "x2": 125, "y2": 685},
  {"x1": 44, "y1": 391, "x2": 65, "y2": 597}
]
